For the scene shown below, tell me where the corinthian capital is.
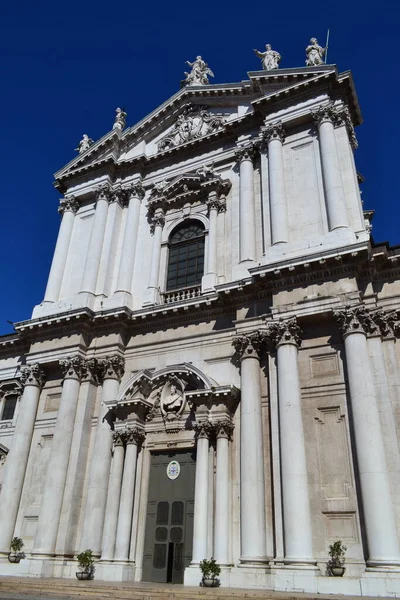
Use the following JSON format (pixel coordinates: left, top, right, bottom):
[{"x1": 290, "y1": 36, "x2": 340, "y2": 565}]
[
  {"x1": 20, "y1": 363, "x2": 46, "y2": 388},
  {"x1": 60, "y1": 356, "x2": 86, "y2": 381},
  {"x1": 125, "y1": 181, "x2": 145, "y2": 201},
  {"x1": 81, "y1": 358, "x2": 104, "y2": 383},
  {"x1": 149, "y1": 209, "x2": 166, "y2": 232},
  {"x1": 232, "y1": 331, "x2": 267, "y2": 360},
  {"x1": 234, "y1": 141, "x2": 259, "y2": 163},
  {"x1": 267, "y1": 317, "x2": 302, "y2": 348},
  {"x1": 193, "y1": 420, "x2": 213, "y2": 440},
  {"x1": 311, "y1": 103, "x2": 339, "y2": 126},
  {"x1": 125, "y1": 426, "x2": 145, "y2": 447},
  {"x1": 371, "y1": 309, "x2": 398, "y2": 338},
  {"x1": 261, "y1": 121, "x2": 286, "y2": 144},
  {"x1": 213, "y1": 419, "x2": 234, "y2": 440},
  {"x1": 58, "y1": 195, "x2": 79, "y2": 215},
  {"x1": 100, "y1": 355, "x2": 125, "y2": 382},
  {"x1": 333, "y1": 306, "x2": 373, "y2": 338},
  {"x1": 94, "y1": 183, "x2": 113, "y2": 202},
  {"x1": 206, "y1": 191, "x2": 226, "y2": 213}
]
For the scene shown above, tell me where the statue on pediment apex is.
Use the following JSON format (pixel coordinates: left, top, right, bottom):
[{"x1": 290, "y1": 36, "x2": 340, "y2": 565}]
[
  {"x1": 305, "y1": 37, "x2": 326, "y2": 66},
  {"x1": 75, "y1": 134, "x2": 93, "y2": 154},
  {"x1": 113, "y1": 107, "x2": 127, "y2": 131},
  {"x1": 253, "y1": 44, "x2": 281, "y2": 71},
  {"x1": 183, "y1": 56, "x2": 214, "y2": 86}
]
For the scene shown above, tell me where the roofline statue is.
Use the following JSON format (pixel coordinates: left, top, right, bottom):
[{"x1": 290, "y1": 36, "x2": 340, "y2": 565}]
[
  {"x1": 181, "y1": 56, "x2": 214, "y2": 87},
  {"x1": 253, "y1": 44, "x2": 281, "y2": 71}
]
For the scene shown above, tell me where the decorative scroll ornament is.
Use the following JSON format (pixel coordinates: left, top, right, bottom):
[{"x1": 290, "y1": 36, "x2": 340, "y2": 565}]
[
  {"x1": 371, "y1": 309, "x2": 399, "y2": 338},
  {"x1": 149, "y1": 209, "x2": 166, "y2": 233},
  {"x1": 146, "y1": 391, "x2": 161, "y2": 422},
  {"x1": 182, "y1": 56, "x2": 214, "y2": 86},
  {"x1": 267, "y1": 317, "x2": 302, "y2": 348},
  {"x1": 333, "y1": 306, "x2": 374, "y2": 338},
  {"x1": 311, "y1": 103, "x2": 339, "y2": 126},
  {"x1": 113, "y1": 107, "x2": 127, "y2": 131},
  {"x1": 253, "y1": 44, "x2": 281, "y2": 71},
  {"x1": 261, "y1": 121, "x2": 286, "y2": 146},
  {"x1": 234, "y1": 141, "x2": 259, "y2": 163},
  {"x1": 193, "y1": 420, "x2": 213, "y2": 439},
  {"x1": 213, "y1": 419, "x2": 234, "y2": 440},
  {"x1": 100, "y1": 355, "x2": 125, "y2": 381},
  {"x1": 157, "y1": 106, "x2": 225, "y2": 152},
  {"x1": 58, "y1": 195, "x2": 79, "y2": 215},
  {"x1": 305, "y1": 37, "x2": 326, "y2": 66},
  {"x1": 232, "y1": 331, "x2": 268, "y2": 359},
  {"x1": 125, "y1": 426, "x2": 145, "y2": 446},
  {"x1": 75, "y1": 134, "x2": 93, "y2": 154},
  {"x1": 112, "y1": 431, "x2": 125, "y2": 447},
  {"x1": 20, "y1": 364, "x2": 46, "y2": 388}
]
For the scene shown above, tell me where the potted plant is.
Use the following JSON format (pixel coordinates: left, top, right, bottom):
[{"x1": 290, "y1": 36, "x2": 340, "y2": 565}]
[
  {"x1": 8, "y1": 537, "x2": 25, "y2": 563},
  {"x1": 327, "y1": 540, "x2": 347, "y2": 576},
  {"x1": 75, "y1": 549, "x2": 95, "y2": 580},
  {"x1": 199, "y1": 557, "x2": 221, "y2": 587}
]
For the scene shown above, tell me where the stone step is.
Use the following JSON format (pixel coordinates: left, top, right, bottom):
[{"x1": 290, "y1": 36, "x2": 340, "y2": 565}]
[{"x1": 0, "y1": 577, "x2": 381, "y2": 600}]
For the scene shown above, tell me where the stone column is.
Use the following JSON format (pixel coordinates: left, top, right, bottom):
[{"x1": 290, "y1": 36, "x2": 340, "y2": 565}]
[
  {"x1": 33, "y1": 357, "x2": 94, "y2": 556},
  {"x1": 202, "y1": 191, "x2": 226, "y2": 292},
  {"x1": 143, "y1": 209, "x2": 165, "y2": 306},
  {"x1": 81, "y1": 184, "x2": 112, "y2": 295},
  {"x1": 43, "y1": 196, "x2": 79, "y2": 303},
  {"x1": 213, "y1": 419, "x2": 233, "y2": 565},
  {"x1": 232, "y1": 332, "x2": 267, "y2": 565},
  {"x1": 261, "y1": 122, "x2": 289, "y2": 245},
  {"x1": 334, "y1": 307, "x2": 400, "y2": 566},
  {"x1": 80, "y1": 355, "x2": 125, "y2": 554},
  {"x1": 312, "y1": 104, "x2": 348, "y2": 231},
  {"x1": 115, "y1": 182, "x2": 145, "y2": 299},
  {"x1": 95, "y1": 188, "x2": 124, "y2": 298},
  {"x1": 101, "y1": 433, "x2": 125, "y2": 561},
  {"x1": 235, "y1": 143, "x2": 258, "y2": 267},
  {"x1": 0, "y1": 365, "x2": 45, "y2": 554},
  {"x1": 267, "y1": 318, "x2": 314, "y2": 565},
  {"x1": 114, "y1": 427, "x2": 145, "y2": 561},
  {"x1": 191, "y1": 421, "x2": 212, "y2": 563}
]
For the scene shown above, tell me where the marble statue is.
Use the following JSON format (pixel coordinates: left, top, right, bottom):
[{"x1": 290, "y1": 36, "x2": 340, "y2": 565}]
[
  {"x1": 158, "y1": 106, "x2": 225, "y2": 152},
  {"x1": 113, "y1": 107, "x2": 127, "y2": 131},
  {"x1": 160, "y1": 381, "x2": 185, "y2": 415},
  {"x1": 253, "y1": 44, "x2": 281, "y2": 71},
  {"x1": 183, "y1": 56, "x2": 214, "y2": 86},
  {"x1": 196, "y1": 161, "x2": 215, "y2": 179},
  {"x1": 305, "y1": 38, "x2": 326, "y2": 66},
  {"x1": 75, "y1": 134, "x2": 93, "y2": 154}
]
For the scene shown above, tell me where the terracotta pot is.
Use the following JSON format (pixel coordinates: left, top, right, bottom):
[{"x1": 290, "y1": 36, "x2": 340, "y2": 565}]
[
  {"x1": 331, "y1": 566, "x2": 345, "y2": 577},
  {"x1": 76, "y1": 571, "x2": 92, "y2": 580},
  {"x1": 8, "y1": 553, "x2": 21, "y2": 563}
]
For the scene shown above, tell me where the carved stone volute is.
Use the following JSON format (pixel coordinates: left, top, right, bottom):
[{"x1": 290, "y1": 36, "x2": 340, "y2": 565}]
[
  {"x1": 213, "y1": 419, "x2": 234, "y2": 440},
  {"x1": 234, "y1": 141, "x2": 259, "y2": 163},
  {"x1": 333, "y1": 306, "x2": 373, "y2": 338},
  {"x1": 261, "y1": 121, "x2": 286, "y2": 145},
  {"x1": 58, "y1": 196, "x2": 79, "y2": 216},
  {"x1": 101, "y1": 355, "x2": 125, "y2": 382},
  {"x1": 193, "y1": 420, "x2": 213, "y2": 440},
  {"x1": 94, "y1": 183, "x2": 113, "y2": 202},
  {"x1": 59, "y1": 356, "x2": 86, "y2": 381},
  {"x1": 206, "y1": 191, "x2": 226, "y2": 213}
]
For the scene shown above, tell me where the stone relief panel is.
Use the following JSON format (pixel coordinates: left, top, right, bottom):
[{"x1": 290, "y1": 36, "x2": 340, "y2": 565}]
[
  {"x1": 44, "y1": 391, "x2": 61, "y2": 413},
  {"x1": 310, "y1": 353, "x2": 340, "y2": 378},
  {"x1": 322, "y1": 511, "x2": 359, "y2": 543},
  {"x1": 314, "y1": 407, "x2": 352, "y2": 501}
]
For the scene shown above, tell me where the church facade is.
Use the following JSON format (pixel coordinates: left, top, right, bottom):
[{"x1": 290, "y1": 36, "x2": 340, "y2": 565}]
[{"x1": 1, "y1": 55, "x2": 400, "y2": 596}]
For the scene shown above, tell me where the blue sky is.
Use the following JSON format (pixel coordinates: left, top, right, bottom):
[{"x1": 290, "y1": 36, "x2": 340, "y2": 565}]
[{"x1": 0, "y1": 1, "x2": 398, "y2": 334}]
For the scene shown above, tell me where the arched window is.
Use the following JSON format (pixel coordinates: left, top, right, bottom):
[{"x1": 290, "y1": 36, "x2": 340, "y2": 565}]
[{"x1": 166, "y1": 221, "x2": 205, "y2": 291}]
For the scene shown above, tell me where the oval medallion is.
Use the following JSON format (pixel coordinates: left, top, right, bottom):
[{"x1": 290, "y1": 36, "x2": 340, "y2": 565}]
[{"x1": 166, "y1": 460, "x2": 180, "y2": 480}]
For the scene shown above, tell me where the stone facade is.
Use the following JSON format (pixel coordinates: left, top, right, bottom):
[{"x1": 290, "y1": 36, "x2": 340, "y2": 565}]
[{"x1": 0, "y1": 62, "x2": 400, "y2": 596}]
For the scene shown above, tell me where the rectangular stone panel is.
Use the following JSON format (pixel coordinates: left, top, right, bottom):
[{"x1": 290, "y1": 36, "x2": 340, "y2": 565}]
[
  {"x1": 323, "y1": 511, "x2": 358, "y2": 542},
  {"x1": 310, "y1": 352, "x2": 339, "y2": 378}
]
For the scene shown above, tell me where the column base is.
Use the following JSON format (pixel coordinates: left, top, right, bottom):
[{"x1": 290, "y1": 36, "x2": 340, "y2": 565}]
[
  {"x1": 367, "y1": 559, "x2": 400, "y2": 570},
  {"x1": 239, "y1": 556, "x2": 269, "y2": 567},
  {"x1": 101, "y1": 291, "x2": 133, "y2": 310}
]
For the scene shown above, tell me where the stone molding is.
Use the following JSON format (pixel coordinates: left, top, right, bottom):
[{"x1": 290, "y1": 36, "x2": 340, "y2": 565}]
[
  {"x1": 101, "y1": 355, "x2": 125, "y2": 382},
  {"x1": 206, "y1": 191, "x2": 226, "y2": 214},
  {"x1": 20, "y1": 363, "x2": 46, "y2": 388},
  {"x1": 232, "y1": 331, "x2": 268, "y2": 360},
  {"x1": 267, "y1": 317, "x2": 302, "y2": 348},
  {"x1": 58, "y1": 195, "x2": 79, "y2": 216},
  {"x1": 234, "y1": 141, "x2": 259, "y2": 163},
  {"x1": 193, "y1": 420, "x2": 213, "y2": 440},
  {"x1": 260, "y1": 121, "x2": 286, "y2": 145},
  {"x1": 213, "y1": 419, "x2": 234, "y2": 440}
]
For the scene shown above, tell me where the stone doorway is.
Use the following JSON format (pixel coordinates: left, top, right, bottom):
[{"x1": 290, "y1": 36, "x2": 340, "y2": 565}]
[{"x1": 142, "y1": 450, "x2": 196, "y2": 583}]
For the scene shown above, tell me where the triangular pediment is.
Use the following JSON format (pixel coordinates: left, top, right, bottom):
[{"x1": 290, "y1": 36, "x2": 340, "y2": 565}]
[{"x1": 55, "y1": 65, "x2": 360, "y2": 188}]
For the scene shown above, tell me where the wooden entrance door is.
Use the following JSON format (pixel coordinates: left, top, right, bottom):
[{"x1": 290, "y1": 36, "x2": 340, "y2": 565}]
[{"x1": 142, "y1": 450, "x2": 196, "y2": 583}]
